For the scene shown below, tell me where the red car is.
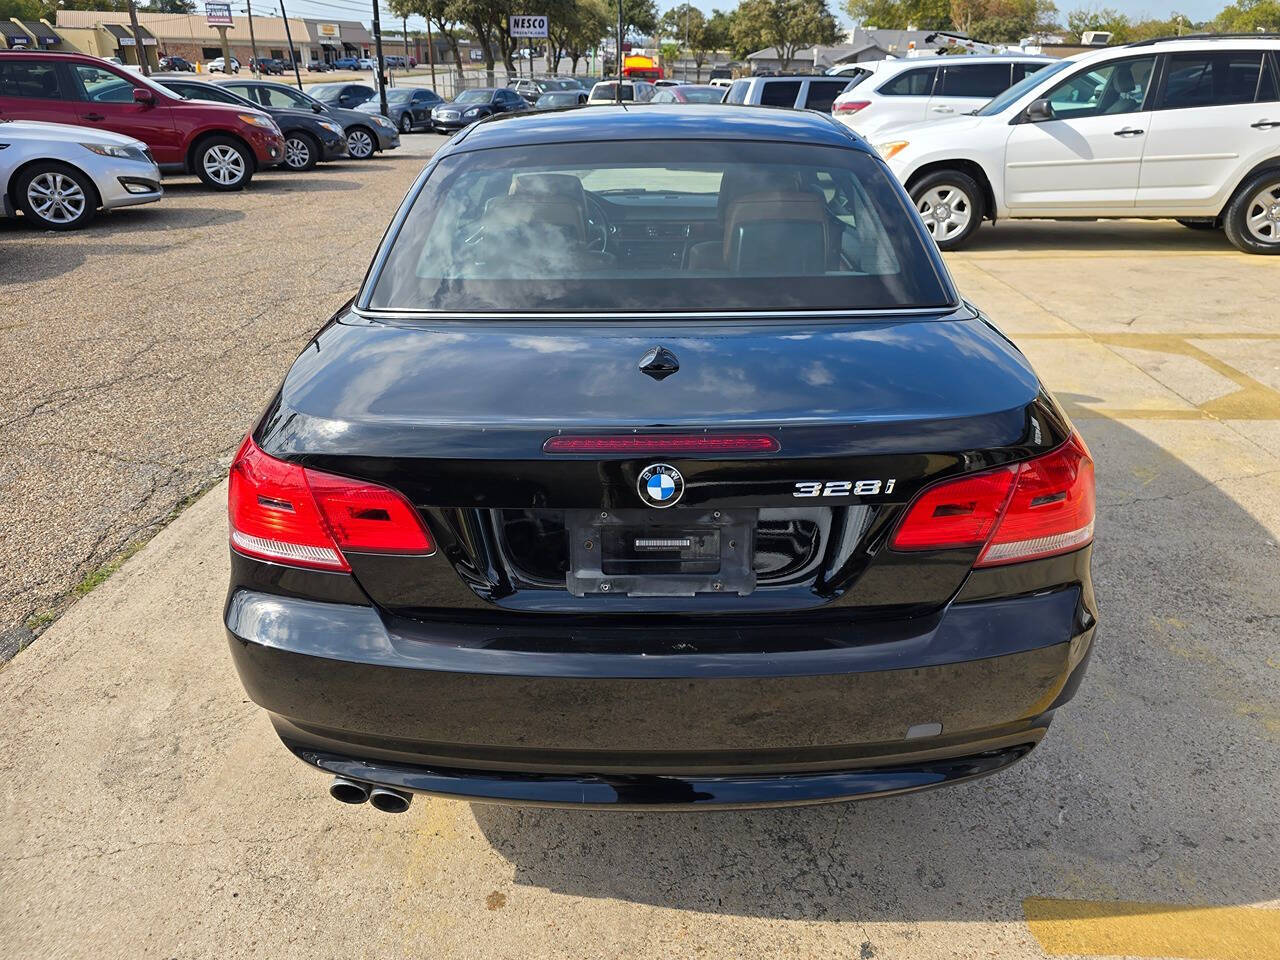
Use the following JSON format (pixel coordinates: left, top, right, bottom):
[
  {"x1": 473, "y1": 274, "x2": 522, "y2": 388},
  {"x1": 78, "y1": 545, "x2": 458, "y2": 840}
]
[{"x1": 0, "y1": 51, "x2": 284, "y2": 190}]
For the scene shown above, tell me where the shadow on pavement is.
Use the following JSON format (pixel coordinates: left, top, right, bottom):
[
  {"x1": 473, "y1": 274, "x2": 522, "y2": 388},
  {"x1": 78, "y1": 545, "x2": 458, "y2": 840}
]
[
  {"x1": 160, "y1": 176, "x2": 363, "y2": 194},
  {"x1": 958, "y1": 219, "x2": 1234, "y2": 254},
  {"x1": 472, "y1": 408, "x2": 1280, "y2": 924}
]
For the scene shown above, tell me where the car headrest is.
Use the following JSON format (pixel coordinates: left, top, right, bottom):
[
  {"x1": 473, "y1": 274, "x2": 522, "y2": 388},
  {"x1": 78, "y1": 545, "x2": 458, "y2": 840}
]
[
  {"x1": 511, "y1": 173, "x2": 586, "y2": 201},
  {"x1": 723, "y1": 191, "x2": 828, "y2": 270},
  {"x1": 481, "y1": 193, "x2": 586, "y2": 244},
  {"x1": 717, "y1": 167, "x2": 801, "y2": 223}
]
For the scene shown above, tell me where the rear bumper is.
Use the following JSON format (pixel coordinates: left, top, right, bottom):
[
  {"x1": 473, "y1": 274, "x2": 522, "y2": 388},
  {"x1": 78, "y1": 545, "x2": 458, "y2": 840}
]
[{"x1": 226, "y1": 582, "x2": 1096, "y2": 807}]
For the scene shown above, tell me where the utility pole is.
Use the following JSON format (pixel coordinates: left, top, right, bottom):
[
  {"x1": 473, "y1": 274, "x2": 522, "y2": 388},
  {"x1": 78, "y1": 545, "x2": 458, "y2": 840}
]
[
  {"x1": 615, "y1": 0, "x2": 622, "y2": 102},
  {"x1": 371, "y1": 0, "x2": 388, "y2": 118},
  {"x1": 278, "y1": 0, "x2": 302, "y2": 89},
  {"x1": 126, "y1": 0, "x2": 150, "y2": 75},
  {"x1": 402, "y1": 14, "x2": 409, "y2": 68},
  {"x1": 244, "y1": 0, "x2": 262, "y2": 76},
  {"x1": 426, "y1": 18, "x2": 435, "y2": 87}
]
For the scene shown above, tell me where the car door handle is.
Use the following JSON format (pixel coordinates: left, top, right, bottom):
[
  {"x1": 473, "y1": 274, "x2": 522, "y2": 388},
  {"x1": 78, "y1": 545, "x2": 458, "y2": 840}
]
[
  {"x1": 83, "y1": 112, "x2": 107, "y2": 121},
  {"x1": 1251, "y1": 119, "x2": 1280, "y2": 129},
  {"x1": 931, "y1": 105, "x2": 954, "y2": 113},
  {"x1": 1113, "y1": 127, "x2": 1144, "y2": 137}
]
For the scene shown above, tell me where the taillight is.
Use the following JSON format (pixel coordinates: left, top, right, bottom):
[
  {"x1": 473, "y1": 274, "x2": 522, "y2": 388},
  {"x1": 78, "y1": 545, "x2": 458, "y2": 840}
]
[
  {"x1": 543, "y1": 433, "x2": 779, "y2": 454},
  {"x1": 890, "y1": 433, "x2": 1094, "y2": 567},
  {"x1": 228, "y1": 436, "x2": 433, "y2": 571},
  {"x1": 833, "y1": 100, "x2": 870, "y2": 114}
]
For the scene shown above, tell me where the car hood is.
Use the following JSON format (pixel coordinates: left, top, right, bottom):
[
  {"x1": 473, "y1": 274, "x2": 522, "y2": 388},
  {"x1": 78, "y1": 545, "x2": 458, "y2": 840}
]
[
  {"x1": 865, "y1": 113, "x2": 991, "y2": 144},
  {"x1": 325, "y1": 104, "x2": 380, "y2": 126},
  {"x1": 0, "y1": 120, "x2": 144, "y2": 148}
]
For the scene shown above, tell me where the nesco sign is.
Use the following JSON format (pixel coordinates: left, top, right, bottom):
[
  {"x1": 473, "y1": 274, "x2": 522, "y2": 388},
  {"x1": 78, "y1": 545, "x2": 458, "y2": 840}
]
[{"x1": 509, "y1": 15, "x2": 548, "y2": 37}]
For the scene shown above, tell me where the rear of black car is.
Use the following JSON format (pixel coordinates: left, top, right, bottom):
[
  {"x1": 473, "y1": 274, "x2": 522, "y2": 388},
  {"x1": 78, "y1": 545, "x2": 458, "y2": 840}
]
[{"x1": 224, "y1": 116, "x2": 1097, "y2": 809}]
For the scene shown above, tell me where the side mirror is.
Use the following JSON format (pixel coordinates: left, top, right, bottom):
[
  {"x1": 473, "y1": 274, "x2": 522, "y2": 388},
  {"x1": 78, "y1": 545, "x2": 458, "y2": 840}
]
[
  {"x1": 1025, "y1": 98, "x2": 1054, "y2": 123},
  {"x1": 133, "y1": 87, "x2": 155, "y2": 105},
  {"x1": 311, "y1": 102, "x2": 323, "y2": 113}
]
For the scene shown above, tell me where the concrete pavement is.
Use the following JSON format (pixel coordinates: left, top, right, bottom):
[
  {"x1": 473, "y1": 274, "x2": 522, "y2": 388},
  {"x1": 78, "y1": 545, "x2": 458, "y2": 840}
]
[{"x1": 2, "y1": 199, "x2": 1279, "y2": 955}]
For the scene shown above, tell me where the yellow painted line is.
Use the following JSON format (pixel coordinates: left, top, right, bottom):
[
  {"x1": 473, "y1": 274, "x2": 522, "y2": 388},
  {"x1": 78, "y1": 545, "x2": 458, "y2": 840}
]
[{"x1": 1024, "y1": 897, "x2": 1280, "y2": 960}]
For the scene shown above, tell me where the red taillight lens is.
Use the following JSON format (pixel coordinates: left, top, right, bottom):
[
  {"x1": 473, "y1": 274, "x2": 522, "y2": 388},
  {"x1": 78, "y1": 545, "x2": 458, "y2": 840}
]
[
  {"x1": 833, "y1": 100, "x2": 870, "y2": 114},
  {"x1": 228, "y1": 437, "x2": 433, "y2": 571},
  {"x1": 889, "y1": 465, "x2": 1018, "y2": 551},
  {"x1": 978, "y1": 433, "x2": 1094, "y2": 567},
  {"x1": 890, "y1": 433, "x2": 1095, "y2": 566},
  {"x1": 543, "y1": 434, "x2": 780, "y2": 454}
]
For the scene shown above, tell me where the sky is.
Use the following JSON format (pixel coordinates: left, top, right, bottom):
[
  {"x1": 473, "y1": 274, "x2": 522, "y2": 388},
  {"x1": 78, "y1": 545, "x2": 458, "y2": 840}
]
[{"x1": 250, "y1": 0, "x2": 1227, "y2": 43}]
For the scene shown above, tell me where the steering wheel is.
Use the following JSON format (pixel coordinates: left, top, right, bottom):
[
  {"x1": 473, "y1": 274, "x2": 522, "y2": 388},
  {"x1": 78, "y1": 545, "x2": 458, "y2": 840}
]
[{"x1": 584, "y1": 194, "x2": 611, "y2": 254}]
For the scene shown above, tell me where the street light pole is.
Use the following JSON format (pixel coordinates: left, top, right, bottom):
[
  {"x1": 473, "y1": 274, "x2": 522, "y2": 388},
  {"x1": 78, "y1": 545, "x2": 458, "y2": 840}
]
[
  {"x1": 278, "y1": 0, "x2": 302, "y2": 89},
  {"x1": 371, "y1": 0, "x2": 388, "y2": 117},
  {"x1": 244, "y1": 0, "x2": 262, "y2": 76},
  {"x1": 615, "y1": 0, "x2": 622, "y2": 103}
]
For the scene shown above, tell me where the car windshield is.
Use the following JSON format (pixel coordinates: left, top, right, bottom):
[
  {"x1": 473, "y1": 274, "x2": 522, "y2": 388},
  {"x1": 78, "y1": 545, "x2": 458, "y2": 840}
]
[
  {"x1": 681, "y1": 87, "x2": 727, "y2": 103},
  {"x1": 387, "y1": 89, "x2": 412, "y2": 101},
  {"x1": 539, "y1": 93, "x2": 577, "y2": 105},
  {"x1": 309, "y1": 83, "x2": 344, "y2": 97},
  {"x1": 592, "y1": 82, "x2": 634, "y2": 100},
  {"x1": 455, "y1": 89, "x2": 492, "y2": 104},
  {"x1": 973, "y1": 57, "x2": 1075, "y2": 116},
  {"x1": 367, "y1": 139, "x2": 953, "y2": 314}
]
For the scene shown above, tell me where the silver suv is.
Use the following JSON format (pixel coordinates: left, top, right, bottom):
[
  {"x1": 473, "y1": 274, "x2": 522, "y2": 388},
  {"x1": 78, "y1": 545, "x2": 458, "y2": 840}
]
[{"x1": 723, "y1": 75, "x2": 857, "y2": 112}]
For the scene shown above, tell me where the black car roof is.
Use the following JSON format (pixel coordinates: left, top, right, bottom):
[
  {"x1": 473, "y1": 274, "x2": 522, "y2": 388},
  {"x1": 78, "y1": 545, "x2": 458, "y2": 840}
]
[{"x1": 444, "y1": 104, "x2": 867, "y2": 155}]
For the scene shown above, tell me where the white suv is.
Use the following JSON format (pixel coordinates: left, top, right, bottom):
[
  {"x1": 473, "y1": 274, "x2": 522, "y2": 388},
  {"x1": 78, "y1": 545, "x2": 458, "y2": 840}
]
[
  {"x1": 873, "y1": 37, "x2": 1280, "y2": 254},
  {"x1": 831, "y1": 54, "x2": 1053, "y2": 138}
]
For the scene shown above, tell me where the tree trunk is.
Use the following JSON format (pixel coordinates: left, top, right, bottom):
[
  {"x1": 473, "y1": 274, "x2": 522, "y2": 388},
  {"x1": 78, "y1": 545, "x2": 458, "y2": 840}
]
[
  {"x1": 695, "y1": 55, "x2": 703, "y2": 81},
  {"x1": 439, "y1": 27, "x2": 463, "y2": 79},
  {"x1": 571, "y1": 53, "x2": 580, "y2": 73}
]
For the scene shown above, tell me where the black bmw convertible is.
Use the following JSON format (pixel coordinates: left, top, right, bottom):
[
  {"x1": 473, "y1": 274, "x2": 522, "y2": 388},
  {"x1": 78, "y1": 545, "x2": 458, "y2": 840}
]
[{"x1": 225, "y1": 105, "x2": 1097, "y2": 811}]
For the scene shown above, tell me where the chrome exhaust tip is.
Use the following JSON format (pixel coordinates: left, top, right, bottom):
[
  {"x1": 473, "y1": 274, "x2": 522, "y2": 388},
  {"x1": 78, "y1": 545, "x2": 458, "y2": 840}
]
[
  {"x1": 329, "y1": 776, "x2": 371, "y2": 805},
  {"x1": 368, "y1": 786, "x2": 412, "y2": 813}
]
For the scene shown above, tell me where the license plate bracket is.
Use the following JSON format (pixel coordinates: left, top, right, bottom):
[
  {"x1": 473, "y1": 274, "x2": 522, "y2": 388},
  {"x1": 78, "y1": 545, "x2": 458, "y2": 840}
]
[{"x1": 565, "y1": 508, "x2": 756, "y2": 597}]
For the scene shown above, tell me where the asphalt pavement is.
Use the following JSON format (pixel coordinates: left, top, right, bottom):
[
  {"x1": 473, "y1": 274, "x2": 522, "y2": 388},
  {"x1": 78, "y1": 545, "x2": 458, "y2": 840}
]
[{"x1": 1, "y1": 141, "x2": 1278, "y2": 958}]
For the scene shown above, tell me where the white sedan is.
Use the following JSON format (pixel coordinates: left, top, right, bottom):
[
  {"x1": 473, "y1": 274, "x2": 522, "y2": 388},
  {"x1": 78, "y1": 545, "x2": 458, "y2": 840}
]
[{"x1": 1, "y1": 121, "x2": 163, "y2": 230}]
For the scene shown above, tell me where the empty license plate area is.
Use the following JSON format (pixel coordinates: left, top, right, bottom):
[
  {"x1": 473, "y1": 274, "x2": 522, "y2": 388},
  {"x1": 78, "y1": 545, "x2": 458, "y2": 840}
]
[{"x1": 566, "y1": 509, "x2": 756, "y2": 597}]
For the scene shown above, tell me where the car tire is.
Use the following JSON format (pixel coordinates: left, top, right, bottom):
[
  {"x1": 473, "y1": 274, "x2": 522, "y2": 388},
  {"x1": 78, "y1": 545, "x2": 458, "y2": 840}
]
[
  {"x1": 283, "y1": 131, "x2": 319, "y2": 171},
  {"x1": 399, "y1": 112, "x2": 413, "y2": 133},
  {"x1": 194, "y1": 135, "x2": 253, "y2": 191},
  {"x1": 1222, "y1": 171, "x2": 1280, "y2": 254},
  {"x1": 908, "y1": 170, "x2": 983, "y2": 250},
  {"x1": 1176, "y1": 218, "x2": 1219, "y2": 230},
  {"x1": 346, "y1": 126, "x2": 376, "y2": 159},
  {"x1": 16, "y1": 161, "x2": 96, "y2": 231}
]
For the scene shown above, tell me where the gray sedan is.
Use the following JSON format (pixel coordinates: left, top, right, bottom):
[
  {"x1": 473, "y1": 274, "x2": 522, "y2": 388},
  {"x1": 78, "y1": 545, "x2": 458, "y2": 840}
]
[{"x1": 355, "y1": 87, "x2": 443, "y2": 133}]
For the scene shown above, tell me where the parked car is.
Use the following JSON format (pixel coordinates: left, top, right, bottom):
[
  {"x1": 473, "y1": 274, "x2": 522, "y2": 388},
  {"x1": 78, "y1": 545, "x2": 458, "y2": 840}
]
[
  {"x1": 356, "y1": 57, "x2": 375, "y2": 70},
  {"x1": 0, "y1": 119, "x2": 161, "y2": 230},
  {"x1": 215, "y1": 77, "x2": 399, "y2": 159},
  {"x1": 156, "y1": 75, "x2": 346, "y2": 170},
  {"x1": 653, "y1": 78, "x2": 681, "y2": 87},
  {"x1": 708, "y1": 77, "x2": 732, "y2": 89},
  {"x1": 384, "y1": 55, "x2": 409, "y2": 69},
  {"x1": 0, "y1": 51, "x2": 283, "y2": 189},
  {"x1": 223, "y1": 105, "x2": 1098, "y2": 812},
  {"x1": 355, "y1": 85, "x2": 441, "y2": 132},
  {"x1": 586, "y1": 79, "x2": 656, "y2": 104},
  {"x1": 722, "y1": 74, "x2": 857, "y2": 113},
  {"x1": 830, "y1": 54, "x2": 1052, "y2": 137},
  {"x1": 332, "y1": 57, "x2": 359, "y2": 70},
  {"x1": 534, "y1": 90, "x2": 588, "y2": 109},
  {"x1": 307, "y1": 82, "x2": 376, "y2": 109},
  {"x1": 249, "y1": 57, "x2": 285, "y2": 76},
  {"x1": 158, "y1": 55, "x2": 194, "y2": 72},
  {"x1": 429, "y1": 87, "x2": 528, "y2": 132},
  {"x1": 875, "y1": 36, "x2": 1280, "y2": 254},
  {"x1": 651, "y1": 84, "x2": 727, "y2": 104},
  {"x1": 306, "y1": 59, "x2": 332, "y2": 73},
  {"x1": 206, "y1": 57, "x2": 240, "y2": 74}
]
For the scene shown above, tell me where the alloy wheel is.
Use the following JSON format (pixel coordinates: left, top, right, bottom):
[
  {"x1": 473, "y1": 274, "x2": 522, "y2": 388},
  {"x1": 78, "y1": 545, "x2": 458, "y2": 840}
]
[
  {"x1": 26, "y1": 172, "x2": 87, "y2": 225},
  {"x1": 202, "y1": 144, "x2": 246, "y2": 185},
  {"x1": 284, "y1": 137, "x2": 311, "y2": 169},
  {"x1": 1244, "y1": 180, "x2": 1280, "y2": 245},
  {"x1": 347, "y1": 129, "x2": 374, "y2": 159},
  {"x1": 916, "y1": 185, "x2": 972, "y2": 241},
  {"x1": 399, "y1": 113, "x2": 412, "y2": 133}
]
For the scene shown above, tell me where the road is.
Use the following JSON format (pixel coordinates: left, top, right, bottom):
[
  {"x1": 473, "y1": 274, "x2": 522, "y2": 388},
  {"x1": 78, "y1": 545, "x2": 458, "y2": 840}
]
[{"x1": 1, "y1": 139, "x2": 1279, "y2": 958}]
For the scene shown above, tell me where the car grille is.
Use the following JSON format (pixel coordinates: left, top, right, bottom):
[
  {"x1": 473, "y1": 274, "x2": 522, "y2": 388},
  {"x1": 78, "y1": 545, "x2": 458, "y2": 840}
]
[{"x1": 437, "y1": 110, "x2": 459, "y2": 120}]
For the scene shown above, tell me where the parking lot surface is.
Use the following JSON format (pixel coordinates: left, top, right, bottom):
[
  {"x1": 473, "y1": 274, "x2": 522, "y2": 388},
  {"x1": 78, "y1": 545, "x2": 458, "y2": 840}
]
[{"x1": 2, "y1": 147, "x2": 1279, "y2": 958}]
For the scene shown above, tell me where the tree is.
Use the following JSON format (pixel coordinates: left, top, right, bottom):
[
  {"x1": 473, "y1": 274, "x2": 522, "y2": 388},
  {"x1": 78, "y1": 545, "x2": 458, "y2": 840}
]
[
  {"x1": 731, "y1": 0, "x2": 840, "y2": 70},
  {"x1": 620, "y1": 0, "x2": 659, "y2": 38},
  {"x1": 845, "y1": 0, "x2": 908, "y2": 27},
  {"x1": 968, "y1": 0, "x2": 1058, "y2": 43},
  {"x1": 662, "y1": 3, "x2": 713, "y2": 78},
  {"x1": 1065, "y1": 6, "x2": 1131, "y2": 42},
  {"x1": 1215, "y1": 0, "x2": 1280, "y2": 31},
  {"x1": 549, "y1": 0, "x2": 609, "y2": 74},
  {"x1": 146, "y1": 0, "x2": 196, "y2": 12},
  {"x1": 0, "y1": 0, "x2": 41, "y2": 19},
  {"x1": 397, "y1": 0, "x2": 469, "y2": 78},
  {"x1": 950, "y1": 0, "x2": 985, "y2": 33},
  {"x1": 704, "y1": 8, "x2": 733, "y2": 54}
]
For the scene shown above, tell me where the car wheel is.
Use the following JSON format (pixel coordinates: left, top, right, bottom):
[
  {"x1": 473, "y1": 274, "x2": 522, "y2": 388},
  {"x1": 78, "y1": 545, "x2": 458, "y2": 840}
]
[
  {"x1": 1176, "y1": 218, "x2": 1219, "y2": 230},
  {"x1": 195, "y1": 135, "x2": 253, "y2": 191},
  {"x1": 283, "y1": 131, "x2": 319, "y2": 171},
  {"x1": 909, "y1": 170, "x2": 983, "y2": 250},
  {"x1": 399, "y1": 112, "x2": 412, "y2": 133},
  {"x1": 1223, "y1": 173, "x2": 1280, "y2": 254},
  {"x1": 346, "y1": 126, "x2": 376, "y2": 159},
  {"x1": 16, "y1": 162, "x2": 96, "y2": 231}
]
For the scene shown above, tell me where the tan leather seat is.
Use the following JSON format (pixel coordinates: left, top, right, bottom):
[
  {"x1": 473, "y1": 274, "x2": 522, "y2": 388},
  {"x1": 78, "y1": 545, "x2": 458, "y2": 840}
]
[{"x1": 722, "y1": 191, "x2": 829, "y2": 275}]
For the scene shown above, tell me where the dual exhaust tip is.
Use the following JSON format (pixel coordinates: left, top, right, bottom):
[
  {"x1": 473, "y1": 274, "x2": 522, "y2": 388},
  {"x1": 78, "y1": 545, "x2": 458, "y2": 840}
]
[{"x1": 329, "y1": 776, "x2": 412, "y2": 813}]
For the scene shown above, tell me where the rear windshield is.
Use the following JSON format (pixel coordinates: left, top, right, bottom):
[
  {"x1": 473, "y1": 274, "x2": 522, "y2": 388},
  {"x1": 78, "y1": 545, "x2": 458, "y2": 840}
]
[
  {"x1": 592, "y1": 82, "x2": 634, "y2": 100},
  {"x1": 367, "y1": 140, "x2": 954, "y2": 314}
]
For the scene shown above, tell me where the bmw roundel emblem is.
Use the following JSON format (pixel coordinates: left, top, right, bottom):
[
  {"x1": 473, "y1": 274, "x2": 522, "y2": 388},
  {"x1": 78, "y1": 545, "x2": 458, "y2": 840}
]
[{"x1": 637, "y1": 463, "x2": 684, "y2": 508}]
